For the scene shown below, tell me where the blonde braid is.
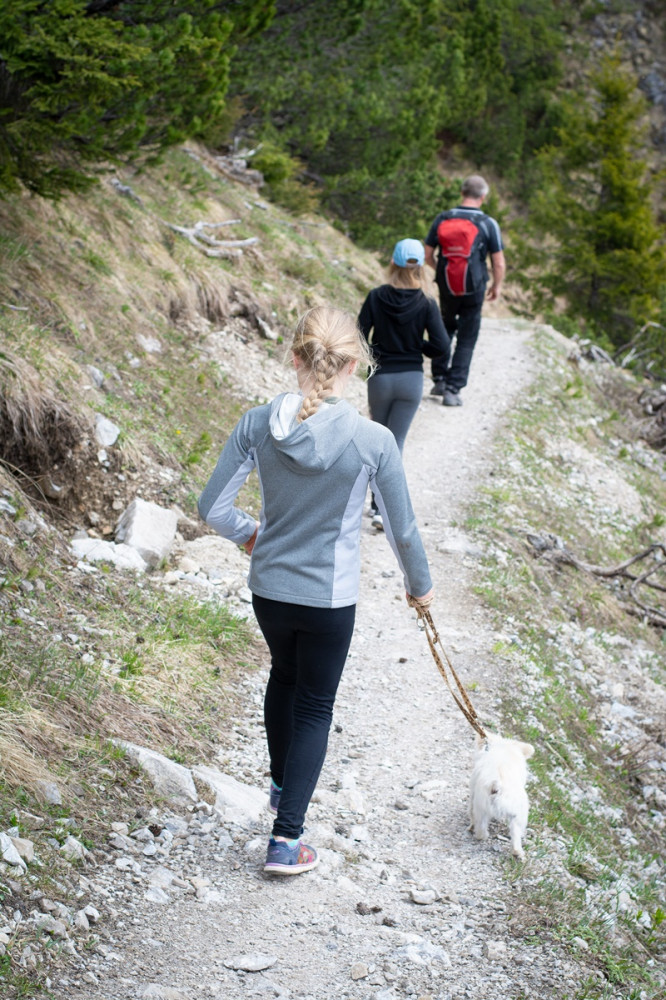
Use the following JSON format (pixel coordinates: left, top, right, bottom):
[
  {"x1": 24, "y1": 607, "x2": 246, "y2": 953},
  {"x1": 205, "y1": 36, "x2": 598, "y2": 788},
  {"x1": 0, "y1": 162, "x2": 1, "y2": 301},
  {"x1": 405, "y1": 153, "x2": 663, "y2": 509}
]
[
  {"x1": 291, "y1": 306, "x2": 376, "y2": 423},
  {"x1": 299, "y1": 348, "x2": 342, "y2": 421}
]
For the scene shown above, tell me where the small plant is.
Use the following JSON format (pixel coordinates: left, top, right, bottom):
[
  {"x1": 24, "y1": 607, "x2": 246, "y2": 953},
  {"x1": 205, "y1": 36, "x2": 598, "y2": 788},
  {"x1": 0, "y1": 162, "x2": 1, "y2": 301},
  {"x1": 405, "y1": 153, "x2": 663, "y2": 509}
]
[
  {"x1": 82, "y1": 249, "x2": 113, "y2": 275},
  {"x1": 118, "y1": 650, "x2": 143, "y2": 678}
]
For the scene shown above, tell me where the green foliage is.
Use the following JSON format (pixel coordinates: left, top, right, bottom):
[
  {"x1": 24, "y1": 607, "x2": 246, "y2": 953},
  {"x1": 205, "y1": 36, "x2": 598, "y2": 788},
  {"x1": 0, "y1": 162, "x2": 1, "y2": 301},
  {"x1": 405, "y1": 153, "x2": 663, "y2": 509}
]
[
  {"x1": 251, "y1": 141, "x2": 320, "y2": 215},
  {"x1": 0, "y1": 0, "x2": 275, "y2": 196},
  {"x1": 229, "y1": 0, "x2": 571, "y2": 249},
  {"x1": 521, "y1": 55, "x2": 666, "y2": 351},
  {"x1": 450, "y1": 0, "x2": 571, "y2": 181}
]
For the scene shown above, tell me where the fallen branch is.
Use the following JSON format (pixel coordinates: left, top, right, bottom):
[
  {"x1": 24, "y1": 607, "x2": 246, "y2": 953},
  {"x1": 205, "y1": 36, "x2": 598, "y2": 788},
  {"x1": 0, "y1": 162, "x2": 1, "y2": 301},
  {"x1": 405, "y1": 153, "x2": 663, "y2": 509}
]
[
  {"x1": 526, "y1": 534, "x2": 666, "y2": 627},
  {"x1": 162, "y1": 219, "x2": 259, "y2": 258}
]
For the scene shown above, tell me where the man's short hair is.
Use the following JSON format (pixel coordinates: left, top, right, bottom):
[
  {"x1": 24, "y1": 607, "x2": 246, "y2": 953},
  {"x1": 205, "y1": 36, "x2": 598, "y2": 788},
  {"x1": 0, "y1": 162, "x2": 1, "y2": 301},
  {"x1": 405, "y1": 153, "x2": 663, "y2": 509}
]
[{"x1": 462, "y1": 174, "x2": 489, "y2": 200}]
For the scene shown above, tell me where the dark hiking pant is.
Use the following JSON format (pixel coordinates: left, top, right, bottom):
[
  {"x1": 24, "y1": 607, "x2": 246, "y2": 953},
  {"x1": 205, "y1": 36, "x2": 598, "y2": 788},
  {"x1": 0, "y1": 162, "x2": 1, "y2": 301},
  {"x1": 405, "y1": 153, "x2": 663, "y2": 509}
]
[
  {"x1": 252, "y1": 594, "x2": 356, "y2": 839},
  {"x1": 431, "y1": 294, "x2": 483, "y2": 392}
]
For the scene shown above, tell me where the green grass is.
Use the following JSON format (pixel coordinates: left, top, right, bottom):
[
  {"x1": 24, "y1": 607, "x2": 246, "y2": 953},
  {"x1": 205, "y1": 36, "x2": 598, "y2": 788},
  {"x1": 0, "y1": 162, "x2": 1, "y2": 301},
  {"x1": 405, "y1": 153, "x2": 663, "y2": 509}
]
[{"x1": 463, "y1": 331, "x2": 666, "y2": 994}]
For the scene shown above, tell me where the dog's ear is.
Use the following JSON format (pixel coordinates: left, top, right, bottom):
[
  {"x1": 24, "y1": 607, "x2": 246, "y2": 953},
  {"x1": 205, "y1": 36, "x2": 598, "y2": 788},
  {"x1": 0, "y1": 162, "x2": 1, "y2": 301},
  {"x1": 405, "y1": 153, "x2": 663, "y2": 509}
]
[{"x1": 518, "y1": 742, "x2": 535, "y2": 760}]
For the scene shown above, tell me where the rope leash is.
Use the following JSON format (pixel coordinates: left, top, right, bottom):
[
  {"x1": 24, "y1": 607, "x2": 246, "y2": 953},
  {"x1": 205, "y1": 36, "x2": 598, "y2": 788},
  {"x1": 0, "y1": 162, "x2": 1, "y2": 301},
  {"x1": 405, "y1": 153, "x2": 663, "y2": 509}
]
[{"x1": 409, "y1": 600, "x2": 487, "y2": 741}]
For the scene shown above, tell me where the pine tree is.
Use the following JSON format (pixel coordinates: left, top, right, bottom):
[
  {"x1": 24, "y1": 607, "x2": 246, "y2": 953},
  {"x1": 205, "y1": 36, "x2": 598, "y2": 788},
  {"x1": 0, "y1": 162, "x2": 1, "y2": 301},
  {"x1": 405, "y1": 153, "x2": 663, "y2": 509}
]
[
  {"x1": 0, "y1": 1, "x2": 273, "y2": 197},
  {"x1": 526, "y1": 55, "x2": 666, "y2": 348}
]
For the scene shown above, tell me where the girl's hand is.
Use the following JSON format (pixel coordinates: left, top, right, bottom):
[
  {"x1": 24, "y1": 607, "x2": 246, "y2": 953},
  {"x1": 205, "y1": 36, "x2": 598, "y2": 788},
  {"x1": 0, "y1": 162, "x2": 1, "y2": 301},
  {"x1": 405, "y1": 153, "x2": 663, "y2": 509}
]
[
  {"x1": 406, "y1": 589, "x2": 434, "y2": 611},
  {"x1": 243, "y1": 524, "x2": 259, "y2": 555}
]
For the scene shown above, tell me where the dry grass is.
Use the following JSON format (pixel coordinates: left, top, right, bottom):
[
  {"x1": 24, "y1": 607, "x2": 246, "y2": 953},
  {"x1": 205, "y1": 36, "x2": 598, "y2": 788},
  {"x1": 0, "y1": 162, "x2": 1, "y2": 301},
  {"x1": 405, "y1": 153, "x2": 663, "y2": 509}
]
[
  {"x1": 0, "y1": 140, "x2": 381, "y2": 827},
  {"x1": 0, "y1": 708, "x2": 69, "y2": 791},
  {"x1": 0, "y1": 351, "x2": 85, "y2": 477}
]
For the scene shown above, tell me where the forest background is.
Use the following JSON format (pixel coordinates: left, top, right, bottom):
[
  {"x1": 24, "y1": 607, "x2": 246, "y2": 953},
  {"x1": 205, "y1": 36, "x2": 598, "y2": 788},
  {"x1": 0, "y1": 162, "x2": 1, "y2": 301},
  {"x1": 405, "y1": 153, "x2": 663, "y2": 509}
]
[{"x1": 1, "y1": 0, "x2": 665, "y2": 370}]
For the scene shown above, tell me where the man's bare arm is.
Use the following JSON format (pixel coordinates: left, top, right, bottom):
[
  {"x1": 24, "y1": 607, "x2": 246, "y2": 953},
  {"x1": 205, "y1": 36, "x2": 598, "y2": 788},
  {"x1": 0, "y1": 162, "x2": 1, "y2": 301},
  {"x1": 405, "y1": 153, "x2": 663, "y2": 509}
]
[{"x1": 487, "y1": 250, "x2": 505, "y2": 301}]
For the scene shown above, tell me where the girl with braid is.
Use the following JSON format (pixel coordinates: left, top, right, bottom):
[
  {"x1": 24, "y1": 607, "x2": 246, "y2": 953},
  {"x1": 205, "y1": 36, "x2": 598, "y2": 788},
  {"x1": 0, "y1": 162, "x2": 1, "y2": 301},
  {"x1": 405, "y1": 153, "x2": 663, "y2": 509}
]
[{"x1": 199, "y1": 305, "x2": 434, "y2": 875}]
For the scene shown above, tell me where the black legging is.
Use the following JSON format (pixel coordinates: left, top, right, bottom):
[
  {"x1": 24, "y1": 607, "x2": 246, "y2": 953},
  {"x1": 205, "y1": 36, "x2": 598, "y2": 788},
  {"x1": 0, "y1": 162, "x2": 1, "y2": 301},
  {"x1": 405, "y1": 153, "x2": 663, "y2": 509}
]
[{"x1": 252, "y1": 594, "x2": 356, "y2": 839}]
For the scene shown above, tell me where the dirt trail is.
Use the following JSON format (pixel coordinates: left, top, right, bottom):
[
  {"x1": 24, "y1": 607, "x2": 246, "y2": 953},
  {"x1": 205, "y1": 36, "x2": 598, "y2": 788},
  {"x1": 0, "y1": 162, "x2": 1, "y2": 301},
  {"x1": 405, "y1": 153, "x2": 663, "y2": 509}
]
[{"x1": 66, "y1": 317, "x2": 587, "y2": 1000}]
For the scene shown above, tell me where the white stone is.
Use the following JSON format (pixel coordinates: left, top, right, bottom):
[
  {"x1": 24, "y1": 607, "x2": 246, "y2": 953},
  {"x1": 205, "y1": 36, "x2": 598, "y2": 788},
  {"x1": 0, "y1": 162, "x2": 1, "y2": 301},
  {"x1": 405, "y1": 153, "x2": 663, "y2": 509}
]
[
  {"x1": 34, "y1": 780, "x2": 62, "y2": 806},
  {"x1": 60, "y1": 835, "x2": 88, "y2": 862},
  {"x1": 393, "y1": 937, "x2": 451, "y2": 967},
  {"x1": 191, "y1": 766, "x2": 266, "y2": 824},
  {"x1": 177, "y1": 557, "x2": 200, "y2": 574},
  {"x1": 410, "y1": 888, "x2": 437, "y2": 905},
  {"x1": 117, "y1": 742, "x2": 197, "y2": 805},
  {"x1": 224, "y1": 952, "x2": 277, "y2": 972},
  {"x1": 86, "y1": 365, "x2": 105, "y2": 387},
  {"x1": 83, "y1": 905, "x2": 100, "y2": 924},
  {"x1": 144, "y1": 887, "x2": 170, "y2": 905},
  {"x1": 483, "y1": 940, "x2": 508, "y2": 961},
  {"x1": 142, "y1": 986, "x2": 188, "y2": 999},
  {"x1": 95, "y1": 414, "x2": 120, "y2": 447},
  {"x1": 115, "y1": 498, "x2": 179, "y2": 568},
  {"x1": 17, "y1": 812, "x2": 45, "y2": 830},
  {"x1": 136, "y1": 334, "x2": 162, "y2": 354},
  {"x1": 8, "y1": 836, "x2": 34, "y2": 863},
  {"x1": 0, "y1": 833, "x2": 26, "y2": 870},
  {"x1": 71, "y1": 537, "x2": 148, "y2": 572},
  {"x1": 131, "y1": 826, "x2": 155, "y2": 842},
  {"x1": 147, "y1": 867, "x2": 175, "y2": 889},
  {"x1": 36, "y1": 915, "x2": 68, "y2": 939}
]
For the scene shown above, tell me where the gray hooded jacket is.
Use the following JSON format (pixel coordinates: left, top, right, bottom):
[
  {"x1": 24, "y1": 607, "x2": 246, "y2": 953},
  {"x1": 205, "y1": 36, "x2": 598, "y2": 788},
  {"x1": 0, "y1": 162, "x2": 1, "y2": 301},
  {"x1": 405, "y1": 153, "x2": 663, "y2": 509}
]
[{"x1": 198, "y1": 392, "x2": 432, "y2": 608}]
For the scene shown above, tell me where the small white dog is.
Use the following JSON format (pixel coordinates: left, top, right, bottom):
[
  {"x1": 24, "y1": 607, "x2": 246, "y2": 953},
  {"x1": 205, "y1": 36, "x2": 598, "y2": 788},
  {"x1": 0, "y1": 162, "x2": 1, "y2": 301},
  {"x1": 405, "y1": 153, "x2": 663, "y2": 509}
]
[{"x1": 469, "y1": 731, "x2": 535, "y2": 859}]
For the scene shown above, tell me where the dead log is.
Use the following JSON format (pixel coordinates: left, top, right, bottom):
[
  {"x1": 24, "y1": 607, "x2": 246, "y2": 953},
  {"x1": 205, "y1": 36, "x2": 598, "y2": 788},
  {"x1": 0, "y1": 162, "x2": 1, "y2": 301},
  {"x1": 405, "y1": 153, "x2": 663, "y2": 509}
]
[
  {"x1": 161, "y1": 219, "x2": 259, "y2": 259},
  {"x1": 526, "y1": 534, "x2": 666, "y2": 627}
]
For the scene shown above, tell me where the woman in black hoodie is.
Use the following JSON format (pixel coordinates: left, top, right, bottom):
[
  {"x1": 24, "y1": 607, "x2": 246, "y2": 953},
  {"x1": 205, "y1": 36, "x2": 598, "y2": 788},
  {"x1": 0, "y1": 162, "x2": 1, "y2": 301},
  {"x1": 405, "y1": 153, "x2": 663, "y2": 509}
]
[{"x1": 358, "y1": 238, "x2": 450, "y2": 528}]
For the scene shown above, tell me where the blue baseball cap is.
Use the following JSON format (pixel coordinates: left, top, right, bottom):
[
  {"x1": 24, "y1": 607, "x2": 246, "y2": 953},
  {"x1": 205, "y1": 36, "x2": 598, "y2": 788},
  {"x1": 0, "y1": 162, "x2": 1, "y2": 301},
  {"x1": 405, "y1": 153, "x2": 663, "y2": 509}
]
[{"x1": 392, "y1": 238, "x2": 425, "y2": 268}]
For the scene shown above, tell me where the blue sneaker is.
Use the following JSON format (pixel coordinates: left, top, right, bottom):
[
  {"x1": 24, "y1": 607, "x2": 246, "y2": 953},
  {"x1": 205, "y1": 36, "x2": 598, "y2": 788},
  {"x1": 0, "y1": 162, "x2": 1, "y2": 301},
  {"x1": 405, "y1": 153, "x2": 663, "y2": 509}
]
[
  {"x1": 263, "y1": 838, "x2": 319, "y2": 875},
  {"x1": 268, "y1": 780, "x2": 281, "y2": 815}
]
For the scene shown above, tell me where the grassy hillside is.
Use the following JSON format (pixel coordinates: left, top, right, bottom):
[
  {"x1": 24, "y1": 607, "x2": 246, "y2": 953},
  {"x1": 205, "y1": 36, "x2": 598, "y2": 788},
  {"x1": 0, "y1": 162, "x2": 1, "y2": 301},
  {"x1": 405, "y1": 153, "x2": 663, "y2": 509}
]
[
  {"x1": 0, "y1": 145, "x2": 384, "y2": 994},
  {"x1": 463, "y1": 327, "x2": 666, "y2": 995}
]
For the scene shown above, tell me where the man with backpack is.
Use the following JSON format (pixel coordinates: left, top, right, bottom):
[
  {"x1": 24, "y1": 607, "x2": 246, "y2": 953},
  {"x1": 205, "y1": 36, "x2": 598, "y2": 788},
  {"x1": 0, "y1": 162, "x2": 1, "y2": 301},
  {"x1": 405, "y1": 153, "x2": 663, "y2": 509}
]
[{"x1": 424, "y1": 175, "x2": 505, "y2": 406}]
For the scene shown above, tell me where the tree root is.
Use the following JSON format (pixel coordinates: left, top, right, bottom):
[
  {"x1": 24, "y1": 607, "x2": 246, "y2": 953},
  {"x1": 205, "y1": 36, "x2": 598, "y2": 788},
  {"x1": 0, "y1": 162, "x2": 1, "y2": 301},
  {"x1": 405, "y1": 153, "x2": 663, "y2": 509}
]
[{"x1": 526, "y1": 534, "x2": 666, "y2": 627}]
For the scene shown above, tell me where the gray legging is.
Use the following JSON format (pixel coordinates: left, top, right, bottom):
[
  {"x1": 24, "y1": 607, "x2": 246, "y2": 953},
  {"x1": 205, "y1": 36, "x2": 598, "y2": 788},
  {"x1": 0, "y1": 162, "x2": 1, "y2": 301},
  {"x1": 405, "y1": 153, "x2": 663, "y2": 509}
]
[{"x1": 366, "y1": 370, "x2": 424, "y2": 454}]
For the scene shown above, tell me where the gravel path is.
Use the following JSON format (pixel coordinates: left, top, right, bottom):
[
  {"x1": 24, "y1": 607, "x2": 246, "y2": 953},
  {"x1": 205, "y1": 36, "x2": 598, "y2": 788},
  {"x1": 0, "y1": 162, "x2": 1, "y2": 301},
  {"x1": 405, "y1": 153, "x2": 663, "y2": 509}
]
[{"x1": 63, "y1": 317, "x2": 589, "y2": 1000}]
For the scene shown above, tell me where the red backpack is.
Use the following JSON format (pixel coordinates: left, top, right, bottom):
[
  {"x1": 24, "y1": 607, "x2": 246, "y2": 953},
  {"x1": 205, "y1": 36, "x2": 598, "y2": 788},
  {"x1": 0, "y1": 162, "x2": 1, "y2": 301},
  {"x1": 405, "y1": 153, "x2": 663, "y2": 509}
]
[{"x1": 435, "y1": 212, "x2": 487, "y2": 296}]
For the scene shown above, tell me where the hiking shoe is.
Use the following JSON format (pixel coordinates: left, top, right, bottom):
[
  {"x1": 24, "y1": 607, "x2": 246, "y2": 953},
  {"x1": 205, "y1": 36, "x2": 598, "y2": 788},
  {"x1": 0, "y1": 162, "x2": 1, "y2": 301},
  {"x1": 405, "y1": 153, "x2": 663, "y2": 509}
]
[
  {"x1": 371, "y1": 512, "x2": 384, "y2": 531},
  {"x1": 268, "y1": 780, "x2": 281, "y2": 815},
  {"x1": 263, "y1": 838, "x2": 319, "y2": 875},
  {"x1": 442, "y1": 389, "x2": 462, "y2": 407},
  {"x1": 430, "y1": 380, "x2": 446, "y2": 397}
]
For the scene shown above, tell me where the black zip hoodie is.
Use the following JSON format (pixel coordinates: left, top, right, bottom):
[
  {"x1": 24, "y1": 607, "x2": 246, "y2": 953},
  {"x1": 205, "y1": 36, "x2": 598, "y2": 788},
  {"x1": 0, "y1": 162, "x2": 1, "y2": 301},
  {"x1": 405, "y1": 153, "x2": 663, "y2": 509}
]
[{"x1": 358, "y1": 285, "x2": 450, "y2": 373}]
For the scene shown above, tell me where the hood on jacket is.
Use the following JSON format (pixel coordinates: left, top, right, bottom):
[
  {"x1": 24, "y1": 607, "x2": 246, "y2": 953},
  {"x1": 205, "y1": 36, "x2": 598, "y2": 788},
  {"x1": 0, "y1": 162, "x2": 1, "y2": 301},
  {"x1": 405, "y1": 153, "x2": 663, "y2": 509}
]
[
  {"x1": 374, "y1": 285, "x2": 425, "y2": 324},
  {"x1": 269, "y1": 393, "x2": 360, "y2": 474}
]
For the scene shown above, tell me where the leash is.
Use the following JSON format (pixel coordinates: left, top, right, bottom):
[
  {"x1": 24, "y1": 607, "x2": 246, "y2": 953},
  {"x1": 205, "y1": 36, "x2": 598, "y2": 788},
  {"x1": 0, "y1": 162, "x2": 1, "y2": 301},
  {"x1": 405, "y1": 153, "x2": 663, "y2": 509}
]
[{"x1": 408, "y1": 599, "x2": 487, "y2": 741}]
